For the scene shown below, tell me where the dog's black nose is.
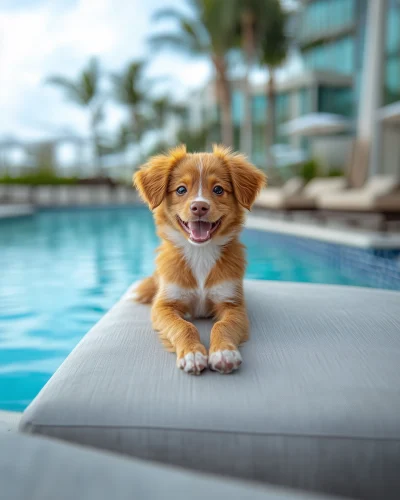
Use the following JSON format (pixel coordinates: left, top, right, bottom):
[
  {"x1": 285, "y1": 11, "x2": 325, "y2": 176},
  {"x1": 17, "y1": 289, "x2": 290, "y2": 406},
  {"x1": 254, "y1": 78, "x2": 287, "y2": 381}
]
[{"x1": 190, "y1": 201, "x2": 209, "y2": 216}]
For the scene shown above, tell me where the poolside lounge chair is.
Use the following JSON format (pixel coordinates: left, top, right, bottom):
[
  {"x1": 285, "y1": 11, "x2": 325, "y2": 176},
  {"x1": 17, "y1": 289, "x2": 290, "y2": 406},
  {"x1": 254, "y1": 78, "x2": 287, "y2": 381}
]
[
  {"x1": 18, "y1": 280, "x2": 400, "y2": 500},
  {"x1": 255, "y1": 176, "x2": 347, "y2": 212},
  {"x1": 284, "y1": 176, "x2": 347, "y2": 210},
  {"x1": 255, "y1": 177, "x2": 305, "y2": 210},
  {"x1": 317, "y1": 175, "x2": 400, "y2": 230},
  {"x1": 4, "y1": 430, "x2": 332, "y2": 500}
]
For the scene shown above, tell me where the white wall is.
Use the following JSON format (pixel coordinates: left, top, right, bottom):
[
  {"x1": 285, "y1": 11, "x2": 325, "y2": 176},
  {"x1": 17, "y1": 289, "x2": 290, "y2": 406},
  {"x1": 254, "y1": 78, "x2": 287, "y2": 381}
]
[{"x1": 311, "y1": 136, "x2": 354, "y2": 172}]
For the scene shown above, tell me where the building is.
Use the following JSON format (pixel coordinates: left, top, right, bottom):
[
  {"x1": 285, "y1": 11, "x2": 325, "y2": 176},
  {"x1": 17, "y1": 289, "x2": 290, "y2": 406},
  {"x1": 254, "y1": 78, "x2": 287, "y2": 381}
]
[{"x1": 187, "y1": 0, "x2": 400, "y2": 179}]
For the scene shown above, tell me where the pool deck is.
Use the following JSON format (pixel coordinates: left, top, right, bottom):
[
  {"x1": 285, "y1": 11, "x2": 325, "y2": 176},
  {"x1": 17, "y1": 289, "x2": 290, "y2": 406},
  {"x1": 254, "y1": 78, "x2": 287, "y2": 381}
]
[
  {"x1": 0, "y1": 204, "x2": 35, "y2": 219},
  {"x1": 0, "y1": 410, "x2": 21, "y2": 432},
  {"x1": 246, "y1": 214, "x2": 400, "y2": 250}
]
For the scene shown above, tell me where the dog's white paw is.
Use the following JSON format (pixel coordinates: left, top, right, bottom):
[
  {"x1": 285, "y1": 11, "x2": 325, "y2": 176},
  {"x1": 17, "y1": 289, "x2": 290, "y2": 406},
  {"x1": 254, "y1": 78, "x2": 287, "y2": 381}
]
[
  {"x1": 209, "y1": 349, "x2": 242, "y2": 374},
  {"x1": 177, "y1": 351, "x2": 208, "y2": 375}
]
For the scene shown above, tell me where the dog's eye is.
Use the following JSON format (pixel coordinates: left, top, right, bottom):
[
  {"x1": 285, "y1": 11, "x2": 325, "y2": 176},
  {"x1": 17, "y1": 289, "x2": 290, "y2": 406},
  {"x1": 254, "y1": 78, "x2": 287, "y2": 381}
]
[
  {"x1": 176, "y1": 186, "x2": 187, "y2": 195},
  {"x1": 213, "y1": 185, "x2": 224, "y2": 195}
]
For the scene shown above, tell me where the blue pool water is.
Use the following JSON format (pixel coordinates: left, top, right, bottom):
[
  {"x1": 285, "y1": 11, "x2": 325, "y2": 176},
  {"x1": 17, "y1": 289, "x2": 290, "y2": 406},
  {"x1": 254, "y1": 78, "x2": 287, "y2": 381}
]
[{"x1": 0, "y1": 207, "x2": 399, "y2": 411}]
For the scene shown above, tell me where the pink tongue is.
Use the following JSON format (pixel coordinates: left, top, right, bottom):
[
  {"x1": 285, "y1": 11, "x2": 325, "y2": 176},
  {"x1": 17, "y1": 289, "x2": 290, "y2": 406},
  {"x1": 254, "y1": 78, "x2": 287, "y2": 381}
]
[{"x1": 188, "y1": 221, "x2": 212, "y2": 241}]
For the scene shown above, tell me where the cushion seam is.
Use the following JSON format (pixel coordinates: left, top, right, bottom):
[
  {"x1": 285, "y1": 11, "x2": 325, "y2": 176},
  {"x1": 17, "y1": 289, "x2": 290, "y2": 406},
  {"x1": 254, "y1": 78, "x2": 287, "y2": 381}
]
[{"x1": 23, "y1": 424, "x2": 400, "y2": 442}]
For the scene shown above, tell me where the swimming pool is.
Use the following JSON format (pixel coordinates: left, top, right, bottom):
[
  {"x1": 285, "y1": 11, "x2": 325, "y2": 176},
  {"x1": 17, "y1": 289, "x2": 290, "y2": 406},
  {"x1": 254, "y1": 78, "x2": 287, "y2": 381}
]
[{"x1": 1, "y1": 207, "x2": 399, "y2": 411}]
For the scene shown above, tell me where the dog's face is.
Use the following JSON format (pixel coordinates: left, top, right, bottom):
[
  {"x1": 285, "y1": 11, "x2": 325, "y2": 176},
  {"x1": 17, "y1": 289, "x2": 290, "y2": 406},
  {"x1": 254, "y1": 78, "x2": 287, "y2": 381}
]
[{"x1": 134, "y1": 145, "x2": 266, "y2": 246}]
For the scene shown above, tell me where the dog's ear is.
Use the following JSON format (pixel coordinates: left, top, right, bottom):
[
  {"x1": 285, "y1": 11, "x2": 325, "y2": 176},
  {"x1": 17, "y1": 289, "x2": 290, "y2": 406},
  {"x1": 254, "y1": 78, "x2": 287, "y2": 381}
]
[
  {"x1": 213, "y1": 144, "x2": 267, "y2": 210},
  {"x1": 134, "y1": 145, "x2": 187, "y2": 210}
]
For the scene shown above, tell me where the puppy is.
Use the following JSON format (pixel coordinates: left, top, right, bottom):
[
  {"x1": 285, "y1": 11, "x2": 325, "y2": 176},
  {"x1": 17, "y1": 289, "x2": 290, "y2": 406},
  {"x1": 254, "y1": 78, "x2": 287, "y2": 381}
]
[{"x1": 133, "y1": 144, "x2": 266, "y2": 375}]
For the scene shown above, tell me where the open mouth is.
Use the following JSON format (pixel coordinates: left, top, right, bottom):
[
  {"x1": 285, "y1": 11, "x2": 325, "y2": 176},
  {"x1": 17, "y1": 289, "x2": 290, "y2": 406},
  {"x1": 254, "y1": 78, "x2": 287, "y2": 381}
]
[{"x1": 177, "y1": 217, "x2": 222, "y2": 244}]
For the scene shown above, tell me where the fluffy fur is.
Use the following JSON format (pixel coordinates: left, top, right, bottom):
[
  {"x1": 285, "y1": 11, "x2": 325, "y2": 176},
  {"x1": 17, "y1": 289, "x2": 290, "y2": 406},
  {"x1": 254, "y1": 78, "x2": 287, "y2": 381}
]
[{"x1": 133, "y1": 144, "x2": 266, "y2": 375}]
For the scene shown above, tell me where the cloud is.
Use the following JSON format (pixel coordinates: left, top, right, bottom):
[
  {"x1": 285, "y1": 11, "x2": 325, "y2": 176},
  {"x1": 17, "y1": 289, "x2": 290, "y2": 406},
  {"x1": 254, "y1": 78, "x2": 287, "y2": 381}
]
[
  {"x1": 0, "y1": 0, "x2": 210, "y2": 141},
  {"x1": 0, "y1": 0, "x2": 76, "y2": 11}
]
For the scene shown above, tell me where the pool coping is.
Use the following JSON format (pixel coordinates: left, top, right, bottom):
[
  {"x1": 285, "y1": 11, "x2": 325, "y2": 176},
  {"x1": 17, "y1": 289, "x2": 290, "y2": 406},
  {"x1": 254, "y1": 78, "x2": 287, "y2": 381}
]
[
  {"x1": 246, "y1": 215, "x2": 400, "y2": 250},
  {"x1": 0, "y1": 410, "x2": 22, "y2": 432},
  {"x1": 0, "y1": 204, "x2": 36, "y2": 220}
]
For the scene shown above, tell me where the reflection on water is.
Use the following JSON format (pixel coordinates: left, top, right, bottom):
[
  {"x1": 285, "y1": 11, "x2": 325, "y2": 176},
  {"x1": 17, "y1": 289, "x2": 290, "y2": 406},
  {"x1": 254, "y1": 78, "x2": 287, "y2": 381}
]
[{"x1": 0, "y1": 207, "x2": 395, "y2": 411}]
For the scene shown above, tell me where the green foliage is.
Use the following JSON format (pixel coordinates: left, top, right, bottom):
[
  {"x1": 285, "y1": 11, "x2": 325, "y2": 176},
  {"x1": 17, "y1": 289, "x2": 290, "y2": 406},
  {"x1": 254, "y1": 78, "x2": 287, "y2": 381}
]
[
  {"x1": 328, "y1": 167, "x2": 345, "y2": 177},
  {"x1": 231, "y1": 0, "x2": 282, "y2": 50},
  {"x1": 144, "y1": 141, "x2": 173, "y2": 160},
  {"x1": 177, "y1": 126, "x2": 210, "y2": 152},
  {"x1": 261, "y1": 0, "x2": 288, "y2": 68},
  {"x1": 144, "y1": 125, "x2": 210, "y2": 160},
  {"x1": 152, "y1": 97, "x2": 186, "y2": 128},
  {"x1": 149, "y1": 1, "x2": 237, "y2": 58},
  {"x1": 111, "y1": 61, "x2": 145, "y2": 107},
  {"x1": 0, "y1": 173, "x2": 78, "y2": 185},
  {"x1": 46, "y1": 57, "x2": 100, "y2": 106},
  {"x1": 299, "y1": 158, "x2": 321, "y2": 181}
]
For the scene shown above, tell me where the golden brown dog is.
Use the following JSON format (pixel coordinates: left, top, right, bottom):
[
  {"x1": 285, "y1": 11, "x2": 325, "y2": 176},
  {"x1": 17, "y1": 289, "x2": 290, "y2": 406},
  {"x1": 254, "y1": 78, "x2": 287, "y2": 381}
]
[{"x1": 133, "y1": 144, "x2": 266, "y2": 375}]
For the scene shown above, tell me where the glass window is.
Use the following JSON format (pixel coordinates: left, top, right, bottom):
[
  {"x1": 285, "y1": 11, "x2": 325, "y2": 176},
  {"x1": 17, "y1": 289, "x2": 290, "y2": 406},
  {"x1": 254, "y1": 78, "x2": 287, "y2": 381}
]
[
  {"x1": 275, "y1": 92, "x2": 290, "y2": 144},
  {"x1": 299, "y1": 88, "x2": 312, "y2": 115},
  {"x1": 231, "y1": 90, "x2": 243, "y2": 126},
  {"x1": 384, "y1": 56, "x2": 400, "y2": 105},
  {"x1": 386, "y1": 0, "x2": 400, "y2": 55},
  {"x1": 303, "y1": 36, "x2": 354, "y2": 74},
  {"x1": 276, "y1": 93, "x2": 290, "y2": 122},
  {"x1": 384, "y1": 0, "x2": 400, "y2": 105},
  {"x1": 299, "y1": 0, "x2": 355, "y2": 40},
  {"x1": 318, "y1": 86, "x2": 354, "y2": 117},
  {"x1": 252, "y1": 95, "x2": 267, "y2": 124},
  {"x1": 331, "y1": 0, "x2": 341, "y2": 30},
  {"x1": 252, "y1": 124, "x2": 266, "y2": 164}
]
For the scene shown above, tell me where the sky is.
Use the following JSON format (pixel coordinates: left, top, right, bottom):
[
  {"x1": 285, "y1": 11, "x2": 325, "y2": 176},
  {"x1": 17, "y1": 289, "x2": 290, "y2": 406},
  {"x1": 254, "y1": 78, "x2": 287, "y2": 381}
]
[{"x1": 0, "y1": 0, "x2": 211, "y2": 142}]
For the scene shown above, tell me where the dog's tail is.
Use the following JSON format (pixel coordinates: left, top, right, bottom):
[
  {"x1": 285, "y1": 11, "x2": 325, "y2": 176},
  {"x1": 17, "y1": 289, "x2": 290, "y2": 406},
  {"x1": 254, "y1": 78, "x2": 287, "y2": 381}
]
[{"x1": 132, "y1": 275, "x2": 158, "y2": 305}]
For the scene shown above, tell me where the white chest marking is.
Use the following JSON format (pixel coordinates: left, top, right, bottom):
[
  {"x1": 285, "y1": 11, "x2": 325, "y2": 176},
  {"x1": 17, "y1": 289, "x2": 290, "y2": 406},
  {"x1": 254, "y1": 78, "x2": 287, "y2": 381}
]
[
  {"x1": 183, "y1": 243, "x2": 221, "y2": 289},
  {"x1": 163, "y1": 280, "x2": 239, "y2": 318},
  {"x1": 160, "y1": 226, "x2": 238, "y2": 317}
]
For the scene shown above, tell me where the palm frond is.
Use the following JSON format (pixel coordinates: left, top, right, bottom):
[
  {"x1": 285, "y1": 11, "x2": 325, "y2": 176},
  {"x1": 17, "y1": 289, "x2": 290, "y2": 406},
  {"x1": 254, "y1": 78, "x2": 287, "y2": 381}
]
[
  {"x1": 152, "y1": 7, "x2": 187, "y2": 22},
  {"x1": 148, "y1": 33, "x2": 203, "y2": 54},
  {"x1": 80, "y1": 58, "x2": 100, "y2": 104},
  {"x1": 110, "y1": 61, "x2": 146, "y2": 106},
  {"x1": 261, "y1": 0, "x2": 288, "y2": 67},
  {"x1": 150, "y1": 5, "x2": 207, "y2": 54},
  {"x1": 45, "y1": 76, "x2": 86, "y2": 105}
]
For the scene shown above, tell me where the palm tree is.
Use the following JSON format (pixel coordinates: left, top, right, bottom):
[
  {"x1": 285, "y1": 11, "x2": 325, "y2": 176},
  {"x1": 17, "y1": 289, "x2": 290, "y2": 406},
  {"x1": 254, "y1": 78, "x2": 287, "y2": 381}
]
[
  {"x1": 149, "y1": 0, "x2": 237, "y2": 147},
  {"x1": 232, "y1": 0, "x2": 276, "y2": 157},
  {"x1": 46, "y1": 58, "x2": 103, "y2": 175},
  {"x1": 110, "y1": 61, "x2": 148, "y2": 161},
  {"x1": 152, "y1": 96, "x2": 187, "y2": 144},
  {"x1": 260, "y1": 0, "x2": 288, "y2": 165}
]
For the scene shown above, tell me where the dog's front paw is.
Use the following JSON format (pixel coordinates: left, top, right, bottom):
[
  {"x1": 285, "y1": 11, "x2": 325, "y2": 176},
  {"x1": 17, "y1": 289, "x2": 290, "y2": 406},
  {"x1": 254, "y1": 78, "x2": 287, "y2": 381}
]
[
  {"x1": 177, "y1": 350, "x2": 208, "y2": 375},
  {"x1": 209, "y1": 349, "x2": 242, "y2": 374}
]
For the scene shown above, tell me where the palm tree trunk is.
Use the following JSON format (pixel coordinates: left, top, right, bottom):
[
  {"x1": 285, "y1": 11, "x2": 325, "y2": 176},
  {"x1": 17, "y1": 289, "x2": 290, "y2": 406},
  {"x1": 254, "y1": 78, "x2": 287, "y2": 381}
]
[
  {"x1": 213, "y1": 56, "x2": 233, "y2": 147},
  {"x1": 90, "y1": 113, "x2": 102, "y2": 177},
  {"x1": 266, "y1": 68, "x2": 276, "y2": 168},
  {"x1": 131, "y1": 108, "x2": 144, "y2": 165},
  {"x1": 240, "y1": 10, "x2": 255, "y2": 157}
]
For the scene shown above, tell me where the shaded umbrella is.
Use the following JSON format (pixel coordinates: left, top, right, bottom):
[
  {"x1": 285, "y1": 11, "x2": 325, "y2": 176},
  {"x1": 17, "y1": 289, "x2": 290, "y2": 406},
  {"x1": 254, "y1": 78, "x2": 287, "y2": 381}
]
[{"x1": 280, "y1": 113, "x2": 352, "y2": 137}]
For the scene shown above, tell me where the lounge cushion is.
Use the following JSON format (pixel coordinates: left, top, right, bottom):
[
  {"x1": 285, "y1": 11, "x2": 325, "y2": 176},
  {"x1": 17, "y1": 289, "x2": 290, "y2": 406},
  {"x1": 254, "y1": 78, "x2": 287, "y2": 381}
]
[
  {"x1": 2, "y1": 431, "x2": 339, "y2": 500},
  {"x1": 255, "y1": 178, "x2": 305, "y2": 209},
  {"x1": 20, "y1": 281, "x2": 400, "y2": 500}
]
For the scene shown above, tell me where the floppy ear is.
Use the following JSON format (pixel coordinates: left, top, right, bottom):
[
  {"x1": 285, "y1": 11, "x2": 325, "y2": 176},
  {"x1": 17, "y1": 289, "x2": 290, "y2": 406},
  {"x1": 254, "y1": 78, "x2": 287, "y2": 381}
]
[
  {"x1": 133, "y1": 145, "x2": 187, "y2": 210},
  {"x1": 213, "y1": 144, "x2": 267, "y2": 210}
]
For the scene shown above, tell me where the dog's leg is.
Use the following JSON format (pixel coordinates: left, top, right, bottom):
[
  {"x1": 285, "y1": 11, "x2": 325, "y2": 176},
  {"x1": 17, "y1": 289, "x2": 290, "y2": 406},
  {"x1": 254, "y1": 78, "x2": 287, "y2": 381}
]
[
  {"x1": 209, "y1": 303, "x2": 249, "y2": 374},
  {"x1": 133, "y1": 275, "x2": 158, "y2": 304},
  {"x1": 151, "y1": 300, "x2": 208, "y2": 375}
]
